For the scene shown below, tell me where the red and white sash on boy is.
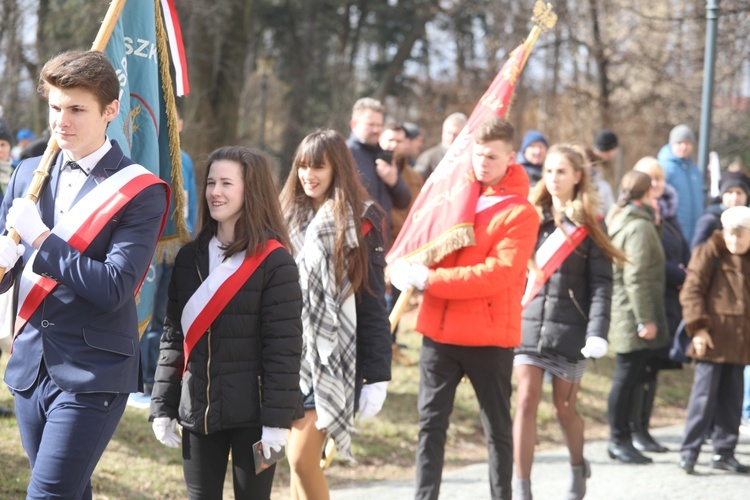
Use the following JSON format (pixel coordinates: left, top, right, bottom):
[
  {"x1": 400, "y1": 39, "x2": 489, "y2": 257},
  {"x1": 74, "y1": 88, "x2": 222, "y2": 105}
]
[
  {"x1": 14, "y1": 164, "x2": 169, "y2": 338},
  {"x1": 521, "y1": 221, "x2": 589, "y2": 308},
  {"x1": 181, "y1": 239, "x2": 283, "y2": 371},
  {"x1": 474, "y1": 194, "x2": 526, "y2": 225}
]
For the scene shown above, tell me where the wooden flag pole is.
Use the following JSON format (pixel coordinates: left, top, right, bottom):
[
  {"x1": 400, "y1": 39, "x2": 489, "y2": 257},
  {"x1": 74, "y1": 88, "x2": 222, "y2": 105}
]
[
  {"x1": 389, "y1": 286, "x2": 414, "y2": 334},
  {"x1": 0, "y1": 0, "x2": 128, "y2": 281}
]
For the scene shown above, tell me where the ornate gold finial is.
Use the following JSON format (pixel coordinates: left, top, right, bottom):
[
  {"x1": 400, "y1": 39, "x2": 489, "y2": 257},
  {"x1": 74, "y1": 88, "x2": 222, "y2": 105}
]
[{"x1": 532, "y1": 1, "x2": 557, "y2": 31}]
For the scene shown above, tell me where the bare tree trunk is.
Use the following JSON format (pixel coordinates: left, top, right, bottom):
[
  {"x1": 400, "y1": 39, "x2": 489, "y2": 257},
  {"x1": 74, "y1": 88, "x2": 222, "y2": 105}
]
[
  {"x1": 587, "y1": 0, "x2": 611, "y2": 127},
  {"x1": 277, "y1": 0, "x2": 318, "y2": 185},
  {"x1": 181, "y1": 0, "x2": 253, "y2": 168}
]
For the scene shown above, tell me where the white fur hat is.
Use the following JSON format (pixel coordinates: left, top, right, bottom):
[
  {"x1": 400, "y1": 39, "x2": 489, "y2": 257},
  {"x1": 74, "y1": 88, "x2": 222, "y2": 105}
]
[{"x1": 721, "y1": 206, "x2": 750, "y2": 231}]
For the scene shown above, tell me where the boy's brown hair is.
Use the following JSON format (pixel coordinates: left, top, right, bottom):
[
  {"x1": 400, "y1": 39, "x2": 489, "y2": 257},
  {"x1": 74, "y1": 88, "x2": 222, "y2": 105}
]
[
  {"x1": 474, "y1": 116, "x2": 514, "y2": 145},
  {"x1": 38, "y1": 50, "x2": 119, "y2": 112}
]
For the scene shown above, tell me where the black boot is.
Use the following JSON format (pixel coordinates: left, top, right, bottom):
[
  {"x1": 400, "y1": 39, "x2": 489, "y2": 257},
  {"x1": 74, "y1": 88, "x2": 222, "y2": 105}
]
[
  {"x1": 628, "y1": 382, "x2": 646, "y2": 443},
  {"x1": 607, "y1": 441, "x2": 653, "y2": 464},
  {"x1": 633, "y1": 381, "x2": 668, "y2": 453}
]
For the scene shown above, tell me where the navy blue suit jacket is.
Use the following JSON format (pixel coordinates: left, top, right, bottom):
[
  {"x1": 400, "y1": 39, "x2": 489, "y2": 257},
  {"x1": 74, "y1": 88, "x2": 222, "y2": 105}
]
[{"x1": 0, "y1": 141, "x2": 168, "y2": 394}]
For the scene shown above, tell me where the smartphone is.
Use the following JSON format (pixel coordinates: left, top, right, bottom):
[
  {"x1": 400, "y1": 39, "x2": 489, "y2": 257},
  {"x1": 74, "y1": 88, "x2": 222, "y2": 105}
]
[
  {"x1": 252, "y1": 440, "x2": 285, "y2": 475},
  {"x1": 378, "y1": 150, "x2": 394, "y2": 164}
]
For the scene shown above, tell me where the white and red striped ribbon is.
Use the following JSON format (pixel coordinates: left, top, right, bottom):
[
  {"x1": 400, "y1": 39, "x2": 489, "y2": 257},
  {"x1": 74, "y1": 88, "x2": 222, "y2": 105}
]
[
  {"x1": 181, "y1": 240, "x2": 282, "y2": 372},
  {"x1": 521, "y1": 222, "x2": 588, "y2": 308},
  {"x1": 160, "y1": 0, "x2": 190, "y2": 96},
  {"x1": 14, "y1": 165, "x2": 168, "y2": 338}
]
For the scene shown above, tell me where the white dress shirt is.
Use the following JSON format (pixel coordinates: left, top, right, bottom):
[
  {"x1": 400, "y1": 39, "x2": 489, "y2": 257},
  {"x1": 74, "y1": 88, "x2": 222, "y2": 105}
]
[
  {"x1": 54, "y1": 139, "x2": 112, "y2": 226},
  {"x1": 208, "y1": 236, "x2": 227, "y2": 274}
]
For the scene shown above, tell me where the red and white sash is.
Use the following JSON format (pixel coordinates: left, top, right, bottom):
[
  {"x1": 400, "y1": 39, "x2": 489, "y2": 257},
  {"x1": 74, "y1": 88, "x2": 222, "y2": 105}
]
[
  {"x1": 521, "y1": 221, "x2": 588, "y2": 308},
  {"x1": 181, "y1": 239, "x2": 283, "y2": 371},
  {"x1": 14, "y1": 165, "x2": 168, "y2": 338},
  {"x1": 475, "y1": 194, "x2": 526, "y2": 223}
]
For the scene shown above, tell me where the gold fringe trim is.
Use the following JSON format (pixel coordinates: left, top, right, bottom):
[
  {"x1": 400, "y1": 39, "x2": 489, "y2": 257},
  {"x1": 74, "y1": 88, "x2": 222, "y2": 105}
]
[
  {"x1": 403, "y1": 224, "x2": 476, "y2": 266},
  {"x1": 137, "y1": 314, "x2": 152, "y2": 339},
  {"x1": 154, "y1": 234, "x2": 183, "y2": 265},
  {"x1": 155, "y1": 0, "x2": 190, "y2": 244}
]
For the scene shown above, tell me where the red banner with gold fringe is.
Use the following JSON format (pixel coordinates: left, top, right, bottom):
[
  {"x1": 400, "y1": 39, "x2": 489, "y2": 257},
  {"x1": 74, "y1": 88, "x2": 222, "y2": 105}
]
[{"x1": 386, "y1": 43, "x2": 529, "y2": 266}]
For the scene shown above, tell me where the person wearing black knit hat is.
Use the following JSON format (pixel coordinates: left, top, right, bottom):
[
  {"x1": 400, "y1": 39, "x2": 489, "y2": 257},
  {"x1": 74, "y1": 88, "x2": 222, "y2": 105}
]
[
  {"x1": 586, "y1": 128, "x2": 619, "y2": 215},
  {"x1": 690, "y1": 170, "x2": 750, "y2": 250},
  {"x1": 594, "y1": 129, "x2": 619, "y2": 158}
]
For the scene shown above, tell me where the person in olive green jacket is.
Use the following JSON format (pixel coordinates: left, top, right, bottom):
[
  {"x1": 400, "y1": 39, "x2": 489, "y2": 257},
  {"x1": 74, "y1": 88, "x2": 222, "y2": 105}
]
[{"x1": 605, "y1": 170, "x2": 669, "y2": 465}]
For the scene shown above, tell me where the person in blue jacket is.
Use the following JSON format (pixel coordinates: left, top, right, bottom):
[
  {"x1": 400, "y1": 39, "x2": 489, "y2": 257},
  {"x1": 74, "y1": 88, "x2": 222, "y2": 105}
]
[{"x1": 657, "y1": 124, "x2": 704, "y2": 243}]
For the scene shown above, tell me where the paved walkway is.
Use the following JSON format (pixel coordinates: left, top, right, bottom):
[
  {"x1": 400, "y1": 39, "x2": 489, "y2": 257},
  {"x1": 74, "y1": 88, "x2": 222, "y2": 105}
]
[{"x1": 331, "y1": 424, "x2": 750, "y2": 499}]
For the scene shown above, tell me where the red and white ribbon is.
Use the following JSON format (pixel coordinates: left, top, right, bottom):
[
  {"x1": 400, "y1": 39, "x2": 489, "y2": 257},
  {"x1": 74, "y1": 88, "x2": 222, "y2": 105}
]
[
  {"x1": 160, "y1": 0, "x2": 190, "y2": 96},
  {"x1": 14, "y1": 165, "x2": 168, "y2": 338},
  {"x1": 181, "y1": 240, "x2": 282, "y2": 371},
  {"x1": 521, "y1": 222, "x2": 589, "y2": 308}
]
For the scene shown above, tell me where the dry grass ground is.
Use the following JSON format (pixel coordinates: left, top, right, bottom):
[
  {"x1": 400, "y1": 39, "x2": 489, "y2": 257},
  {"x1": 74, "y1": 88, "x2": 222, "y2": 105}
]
[{"x1": 0, "y1": 306, "x2": 693, "y2": 499}]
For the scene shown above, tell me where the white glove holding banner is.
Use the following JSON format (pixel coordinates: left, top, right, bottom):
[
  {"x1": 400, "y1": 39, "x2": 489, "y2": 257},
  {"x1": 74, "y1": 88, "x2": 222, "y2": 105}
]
[
  {"x1": 389, "y1": 259, "x2": 429, "y2": 291},
  {"x1": 152, "y1": 417, "x2": 181, "y2": 448},
  {"x1": 0, "y1": 235, "x2": 24, "y2": 269},
  {"x1": 6, "y1": 198, "x2": 49, "y2": 246},
  {"x1": 580, "y1": 336, "x2": 608, "y2": 359},
  {"x1": 358, "y1": 381, "x2": 388, "y2": 421}
]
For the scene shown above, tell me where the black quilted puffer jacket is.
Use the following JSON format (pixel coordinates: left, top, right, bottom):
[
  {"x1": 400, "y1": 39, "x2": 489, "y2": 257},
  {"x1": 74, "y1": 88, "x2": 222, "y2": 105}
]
[
  {"x1": 150, "y1": 233, "x2": 303, "y2": 434},
  {"x1": 518, "y1": 211, "x2": 613, "y2": 362}
]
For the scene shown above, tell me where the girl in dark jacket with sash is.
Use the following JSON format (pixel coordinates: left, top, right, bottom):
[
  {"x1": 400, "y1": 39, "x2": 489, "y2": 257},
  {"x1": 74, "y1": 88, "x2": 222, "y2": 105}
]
[
  {"x1": 150, "y1": 146, "x2": 303, "y2": 500},
  {"x1": 280, "y1": 129, "x2": 392, "y2": 500},
  {"x1": 514, "y1": 145, "x2": 624, "y2": 500}
]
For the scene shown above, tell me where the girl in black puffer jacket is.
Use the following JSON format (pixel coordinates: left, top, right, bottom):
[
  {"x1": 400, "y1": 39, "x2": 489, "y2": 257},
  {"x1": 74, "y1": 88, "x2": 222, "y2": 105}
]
[
  {"x1": 513, "y1": 145, "x2": 624, "y2": 500},
  {"x1": 150, "y1": 146, "x2": 303, "y2": 500}
]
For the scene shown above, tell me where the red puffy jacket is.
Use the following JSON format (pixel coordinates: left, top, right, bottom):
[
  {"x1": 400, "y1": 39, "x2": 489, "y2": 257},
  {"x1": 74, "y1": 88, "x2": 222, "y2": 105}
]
[{"x1": 416, "y1": 163, "x2": 539, "y2": 347}]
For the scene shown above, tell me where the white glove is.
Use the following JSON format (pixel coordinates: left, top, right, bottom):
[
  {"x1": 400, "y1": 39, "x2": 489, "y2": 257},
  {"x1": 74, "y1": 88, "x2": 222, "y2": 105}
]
[
  {"x1": 6, "y1": 198, "x2": 49, "y2": 245},
  {"x1": 389, "y1": 260, "x2": 430, "y2": 291},
  {"x1": 0, "y1": 235, "x2": 24, "y2": 269},
  {"x1": 580, "y1": 336, "x2": 608, "y2": 359},
  {"x1": 409, "y1": 263, "x2": 430, "y2": 290},
  {"x1": 389, "y1": 259, "x2": 411, "y2": 291},
  {"x1": 358, "y1": 381, "x2": 388, "y2": 421},
  {"x1": 152, "y1": 417, "x2": 181, "y2": 448},
  {"x1": 260, "y1": 426, "x2": 288, "y2": 459}
]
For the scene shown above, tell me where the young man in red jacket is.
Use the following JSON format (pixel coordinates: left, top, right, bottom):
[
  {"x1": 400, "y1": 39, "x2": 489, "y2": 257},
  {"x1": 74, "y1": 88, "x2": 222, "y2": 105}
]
[{"x1": 393, "y1": 116, "x2": 539, "y2": 499}]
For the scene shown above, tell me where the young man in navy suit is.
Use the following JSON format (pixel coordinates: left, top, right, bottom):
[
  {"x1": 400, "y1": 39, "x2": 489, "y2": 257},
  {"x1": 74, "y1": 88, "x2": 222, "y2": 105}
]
[{"x1": 0, "y1": 50, "x2": 169, "y2": 500}]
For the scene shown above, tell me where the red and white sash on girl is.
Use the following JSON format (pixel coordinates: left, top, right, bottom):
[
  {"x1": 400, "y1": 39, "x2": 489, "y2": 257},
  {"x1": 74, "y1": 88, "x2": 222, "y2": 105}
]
[
  {"x1": 521, "y1": 221, "x2": 588, "y2": 308},
  {"x1": 14, "y1": 164, "x2": 169, "y2": 338},
  {"x1": 181, "y1": 239, "x2": 283, "y2": 371}
]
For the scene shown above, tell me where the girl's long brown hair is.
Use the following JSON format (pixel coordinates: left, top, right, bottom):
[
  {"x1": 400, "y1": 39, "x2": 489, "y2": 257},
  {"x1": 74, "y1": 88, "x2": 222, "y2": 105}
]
[
  {"x1": 529, "y1": 144, "x2": 627, "y2": 266},
  {"x1": 197, "y1": 146, "x2": 291, "y2": 258},
  {"x1": 279, "y1": 129, "x2": 372, "y2": 294}
]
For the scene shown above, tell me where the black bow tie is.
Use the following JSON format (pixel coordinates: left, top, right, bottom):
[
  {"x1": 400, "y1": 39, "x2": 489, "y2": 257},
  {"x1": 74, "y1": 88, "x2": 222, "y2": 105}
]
[{"x1": 62, "y1": 161, "x2": 89, "y2": 176}]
